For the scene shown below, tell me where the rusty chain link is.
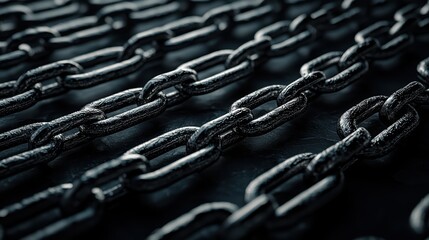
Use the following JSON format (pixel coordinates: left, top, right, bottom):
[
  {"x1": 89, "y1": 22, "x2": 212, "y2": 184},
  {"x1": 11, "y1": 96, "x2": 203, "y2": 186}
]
[{"x1": 1, "y1": 0, "x2": 429, "y2": 239}]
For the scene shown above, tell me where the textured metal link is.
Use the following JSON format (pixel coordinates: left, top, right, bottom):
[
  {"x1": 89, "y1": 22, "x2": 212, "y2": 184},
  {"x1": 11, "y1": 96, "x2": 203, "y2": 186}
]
[
  {"x1": 230, "y1": 84, "x2": 308, "y2": 136},
  {"x1": 338, "y1": 95, "x2": 419, "y2": 158}
]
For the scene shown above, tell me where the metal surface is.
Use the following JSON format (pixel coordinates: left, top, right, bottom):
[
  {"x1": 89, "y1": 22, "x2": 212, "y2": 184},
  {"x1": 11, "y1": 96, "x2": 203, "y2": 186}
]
[{"x1": 1, "y1": 0, "x2": 429, "y2": 239}]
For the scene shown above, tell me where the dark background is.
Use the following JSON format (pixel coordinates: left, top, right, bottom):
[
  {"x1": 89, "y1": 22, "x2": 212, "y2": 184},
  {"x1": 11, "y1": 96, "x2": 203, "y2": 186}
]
[{"x1": 1, "y1": 1, "x2": 429, "y2": 239}]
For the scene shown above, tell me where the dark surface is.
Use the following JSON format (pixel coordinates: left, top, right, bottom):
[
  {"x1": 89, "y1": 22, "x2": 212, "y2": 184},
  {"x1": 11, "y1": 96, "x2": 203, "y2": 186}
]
[{"x1": 1, "y1": 2, "x2": 429, "y2": 240}]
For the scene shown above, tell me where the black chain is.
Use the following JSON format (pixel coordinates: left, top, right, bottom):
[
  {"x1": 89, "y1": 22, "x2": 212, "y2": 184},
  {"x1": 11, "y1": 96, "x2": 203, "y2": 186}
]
[
  {"x1": 1, "y1": 1, "x2": 429, "y2": 239},
  {"x1": 1, "y1": 2, "x2": 429, "y2": 239},
  {"x1": 144, "y1": 53, "x2": 429, "y2": 240},
  {"x1": 0, "y1": 0, "x2": 84, "y2": 39},
  {"x1": 408, "y1": 57, "x2": 429, "y2": 240},
  {"x1": 0, "y1": 0, "x2": 394, "y2": 180},
  {"x1": 0, "y1": 0, "x2": 295, "y2": 116},
  {"x1": 0, "y1": 0, "x2": 200, "y2": 68},
  {"x1": 0, "y1": 0, "x2": 286, "y2": 69}
]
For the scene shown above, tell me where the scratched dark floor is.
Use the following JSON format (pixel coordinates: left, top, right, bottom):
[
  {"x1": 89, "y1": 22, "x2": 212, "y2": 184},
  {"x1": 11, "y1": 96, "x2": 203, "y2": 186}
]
[{"x1": 1, "y1": 2, "x2": 429, "y2": 240}]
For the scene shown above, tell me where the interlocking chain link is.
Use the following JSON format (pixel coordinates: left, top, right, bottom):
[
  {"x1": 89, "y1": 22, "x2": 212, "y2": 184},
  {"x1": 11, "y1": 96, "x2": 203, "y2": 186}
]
[
  {"x1": 1, "y1": 1, "x2": 426, "y2": 239},
  {"x1": 144, "y1": 53, "x2": 429, "y2": 240},
  {"x1": 1, "y1": 1, "x2": 429, "y2": 240},
  {"x1": 0, "y1": 0, "x2": 200, "y2": 68},
  {"x1": 0, "y1": 0, "x2": 396, "y2": 180},
  {"x1": 0, "y1": 0, "x2": 294, "y2": 116},
  {"x1": 0, "y1": 0, "x2": 288, "y2": 69},
  {"x1": 0, "y1": 0, "x2": 84, "y2": 39}
]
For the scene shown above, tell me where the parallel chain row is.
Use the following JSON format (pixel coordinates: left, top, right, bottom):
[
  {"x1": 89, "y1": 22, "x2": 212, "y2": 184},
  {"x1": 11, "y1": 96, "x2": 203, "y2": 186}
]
[
  {"x1": 0, "y1": 0, "x2": 214, "y2": 44},
  {"x1": 1, "y1": 0, "x2": 87, "y2": 39},
  {"x1": 0, "y1": 0, "x2": 289, "y2": 69},
  {"x1": 1, "y1": 1, "x2": 429, "y2": 239},
  {"x1": 144, "y1": 55, "x2": 429, "y2": 240},
  {"x1": 0, "y1": 0, "x2": 395, "y2": 181},
  {"x1": 0, "y1": 0, "x2": 296, "y2": 116},
  {"x1": 0, "y1": 0, "x2": 203, "y2": 67}
]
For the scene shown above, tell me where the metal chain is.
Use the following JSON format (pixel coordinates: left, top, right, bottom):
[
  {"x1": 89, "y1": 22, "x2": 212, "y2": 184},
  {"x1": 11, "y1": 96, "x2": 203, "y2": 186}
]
[
  {"x1": 0, "y1": 0, "x2": 201, "y2": 46},
  {"x1": 144, "y1": 53, "x2": 429, "y2": 240},
  {"x1": 0, "y1": 0, "x2": 394, "y2": 181},
  {"x1": 0, "y1": 0, "x2": 286, "y2": 69},
  {"x1": 0, "y1": 0, "x2": 85, "y2": 39},
  {"x1": 1, "y1": 1, "x2": 429, "y2": 240},
  {"x1": 0, "y1": 0, "x2": 295, "y2": 116},
  {"x1": 1, "y1": 2, "x2": 429, "y2": 238},
  {"x1": 0, "y1": 0, "x2": 200, "y2": 68},
  {"x1": 408, "y1": 57, "x2": 429, "y2": 240}
]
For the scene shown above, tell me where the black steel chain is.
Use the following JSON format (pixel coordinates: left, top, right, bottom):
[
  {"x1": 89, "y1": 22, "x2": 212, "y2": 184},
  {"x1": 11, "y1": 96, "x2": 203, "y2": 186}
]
[
  {"x1": 1, "y1": 2, "x2": 429, "y2": 239},
  {"x1": 0, "y1": 0, "x2": 286, "y2": 69},
  {"x1": 408, "y1": 57, "x2": 429, "y2": 240},
  {"x1": 0, "y1": 0, "x2": 201, "y2": 68},
  {"x1": 144, "y1": 52, "x2": 429, "y2": 240},
  {"x1": 0, "y1": 0, "x2": 295, "y2": 116},
  {"x1": 0, "y1": 0, "x2": 395, "y2": 181},
  {"x1": 0, "y1": 0, "x2": 84, "y2": 39}
]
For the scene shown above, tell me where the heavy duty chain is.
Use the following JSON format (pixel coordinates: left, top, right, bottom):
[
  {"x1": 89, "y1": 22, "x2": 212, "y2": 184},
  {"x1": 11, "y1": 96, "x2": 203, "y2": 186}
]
[
  {"x1": 409, "y1": 57, "x2": 429, "y2": 240},
  {"x1": 0, "y1": 0, "x2": 288, "y2": 69},
  {"x1": 144, "y1": 55, "x2": 429, "y2": 240},
  {"x1": 1, "y1": 1, "x2": 429, "y2": 240},
  {"x1": 0, "y1": 0, "x2": 298, "y2": 116},
  {"x1": 1, "y1": 1, "x2": 429, "y2": 239},
  {"x1": 0, "y1": 0, "x2": 200, "y2": 68},
  {"x1": 0, "y1": 0, "x2": 309, "y2": 181},
  {"x1": 0, "y1": 0, "x2": 84, "y2": 39},
  {"x1": 0, "y1": 0, "x2": 399, "y2": 181}
]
